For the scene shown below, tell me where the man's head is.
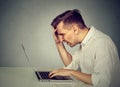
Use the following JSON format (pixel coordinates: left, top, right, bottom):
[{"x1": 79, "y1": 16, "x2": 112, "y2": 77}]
[
  {"x1": 51, "y1": 9, "x2": 87, "y2": 47},
  {"x1": 51, "y1": 9, "x2": 86, "y2": 29}
]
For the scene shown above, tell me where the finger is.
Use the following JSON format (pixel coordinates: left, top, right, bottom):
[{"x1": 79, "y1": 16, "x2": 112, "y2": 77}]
[
  {"x1": 53, "y1": 33, "x2": 61, "y2": 43},
  {"x1": 49, "y1": 72, "x2": 53, "y2": 77},
  {"x1": 53, "y1": 28, "x2": 57, "y2": 32},
  {"x1": 49, "y1": 73, "x2": 58, "y2": 78},
  {"x1": 49, "y1": 70, "x2": 58, "y2": 77},
  {"x1": 52, "y1": 29, "x2": 58, "y2": 38},
  {"x1": 58, "y1": 35, "x2": 63, "y2": 42},
  {"x1": 52, "y1": 28, "x2": 57, "y2": 35}
]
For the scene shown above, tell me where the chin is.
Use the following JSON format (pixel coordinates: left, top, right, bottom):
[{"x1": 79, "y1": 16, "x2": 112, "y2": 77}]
[
  {"x1": 69, "y1": 44, "x2": 75, "y2": 47},
  {"x1": 69, "y1": 43, "x2": 78, "y2": 47},
  {"x1": 69, "y1": 45, "x2": 74, "y2": 47}
]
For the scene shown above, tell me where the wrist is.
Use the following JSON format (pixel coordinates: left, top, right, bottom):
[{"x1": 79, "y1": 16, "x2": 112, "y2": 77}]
[
  {"x1": 56, "y1": 41, "x2": 63, "y2": 46},
  {"x1": 69, "y1": 69, "x2": 75, "y2": 76},
  {"x1": 55, "y1": 40, "x2": 60, "y2": 44}
]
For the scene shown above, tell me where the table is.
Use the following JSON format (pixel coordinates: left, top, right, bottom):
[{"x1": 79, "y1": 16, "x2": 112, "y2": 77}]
[{"x1": 0, "y1": 67, "x2": 92, "y2": 87}]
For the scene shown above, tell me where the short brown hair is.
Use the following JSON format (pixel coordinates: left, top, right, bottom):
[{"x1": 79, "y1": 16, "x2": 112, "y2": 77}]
[{"x1": 51, "y1": 9, "x2": 86, "y2": 29}]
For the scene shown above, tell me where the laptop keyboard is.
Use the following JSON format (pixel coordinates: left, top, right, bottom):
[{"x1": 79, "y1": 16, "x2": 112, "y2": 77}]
[
  {"x1": 35, "y1": 71, "x2": 50, "y2": 80},
  {"x1": 35, "y1": 71, "x2": 73, "y2": 80},
  {"x1": 35, "y1": 71, "x2": 63, "y2": 80},
  {"x1": 39, "y1": 72, "x2": 49, "y2": 79}
]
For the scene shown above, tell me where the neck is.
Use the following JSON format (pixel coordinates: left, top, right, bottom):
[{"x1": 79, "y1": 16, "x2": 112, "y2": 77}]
[{"x1": 78, "y1": 27, "x2": 89, "y2": 43}]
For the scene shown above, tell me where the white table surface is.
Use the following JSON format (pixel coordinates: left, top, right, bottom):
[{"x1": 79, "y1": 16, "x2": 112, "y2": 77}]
[{"x1": 0, "y1": 67, "x2": 92, "y2": 87}]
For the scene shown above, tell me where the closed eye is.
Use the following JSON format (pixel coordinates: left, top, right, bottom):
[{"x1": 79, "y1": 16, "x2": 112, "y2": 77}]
[
  {"x1": 58, "y1": 32, "x2": 65, "y2": 36},
  {"x1": 59, "y1": 34, "x2": 64, "y2": 35}
]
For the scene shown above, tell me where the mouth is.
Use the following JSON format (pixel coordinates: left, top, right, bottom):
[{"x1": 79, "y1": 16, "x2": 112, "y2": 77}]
[
  {"x1": 64, "y1": 41, "x2": 73, "y2": 46},
  {"x1": 66, "y1": 42, "x2": 75, "y2": 47},
  {"x1": 66, "y1": 42, "x2": 69, "y2": 44},
  {"x1": 65, "y1": 41, "x2": 69, "y2": 45},
  {"x1": 66, "y1": 42, "x2": 71, "y2": 46}
]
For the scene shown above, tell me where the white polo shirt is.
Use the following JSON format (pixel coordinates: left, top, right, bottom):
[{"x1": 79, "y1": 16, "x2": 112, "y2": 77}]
[{"x1": 64, "y1": 26, "x2": 120, "y2": 87}]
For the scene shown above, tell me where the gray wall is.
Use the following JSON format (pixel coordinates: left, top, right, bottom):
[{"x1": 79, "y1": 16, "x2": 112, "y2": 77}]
[{"x1": 0, "y1": 0, "x2": 120, "y2": 69}]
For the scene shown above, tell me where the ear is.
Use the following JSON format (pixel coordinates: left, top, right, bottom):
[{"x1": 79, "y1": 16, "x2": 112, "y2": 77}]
[{"x1": 72, "y1": 24, "x2": 79, "y2": 34}]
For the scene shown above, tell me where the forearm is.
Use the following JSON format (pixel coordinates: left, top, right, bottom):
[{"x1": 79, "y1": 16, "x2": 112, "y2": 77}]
[
  {"x1": 56, "y1": 42, "x2": 72, "y2": 66},
  {"x1": 70, "y1": 70, "x2": 92, "y2": 85}
]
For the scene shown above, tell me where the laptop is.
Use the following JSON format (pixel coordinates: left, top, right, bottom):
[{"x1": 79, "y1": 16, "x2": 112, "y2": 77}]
[
  {"x1": 21, "y1": 44, "x2": 73, "y2": 82},
  {"x1": 35, "y1": 71, "x2": 73, "y2": 82}
]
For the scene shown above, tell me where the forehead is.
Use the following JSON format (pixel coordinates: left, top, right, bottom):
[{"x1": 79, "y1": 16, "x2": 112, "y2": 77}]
[
  {"x1": 57, "y1": 21, "x2": 64, "y2": 29},
  {"x1": 56, "y1": 21, "x2": 72, "y2": 34},
  {"x1": 56, "y1": 21, "x2": 66, "y2": 33}
]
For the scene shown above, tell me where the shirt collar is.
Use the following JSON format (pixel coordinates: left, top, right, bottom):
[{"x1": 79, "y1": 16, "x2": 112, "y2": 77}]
[{"x1": 81, "y1": 26, "x2": 95, "y2": 46}]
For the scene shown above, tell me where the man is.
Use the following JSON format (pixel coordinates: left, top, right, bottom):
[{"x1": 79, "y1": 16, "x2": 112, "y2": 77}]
[{"x1": 49, "y1": 9, "x2": 120, "y2": 87}]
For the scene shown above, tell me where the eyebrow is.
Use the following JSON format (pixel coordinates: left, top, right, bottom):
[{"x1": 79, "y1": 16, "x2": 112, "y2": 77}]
[
  {"x1": 58, "y1": 33, "x2": 64, "y2": 35},
  {"x1": 56, "y1": 27, "x2": 65, "y2": 35},
  {"x1": 57, "y1": 31, "x2": 65, "y2": 35}
]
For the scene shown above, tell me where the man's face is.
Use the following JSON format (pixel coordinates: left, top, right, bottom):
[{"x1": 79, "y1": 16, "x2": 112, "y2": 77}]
[{"x1": 56, "y1": 22, "x2": 77, "y2": 47}]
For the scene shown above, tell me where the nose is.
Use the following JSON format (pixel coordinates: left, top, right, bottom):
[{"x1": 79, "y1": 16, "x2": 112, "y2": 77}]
[
  {"x1": 60, "y1": 38, "x2": 64, "y2": 42},
  {"x1": 59, "y1": 35, "x2": 64, "y2": 42}
]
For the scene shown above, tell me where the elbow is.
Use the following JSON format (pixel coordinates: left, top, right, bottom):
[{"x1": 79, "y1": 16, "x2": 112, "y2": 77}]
[{"x1": 92, "y1": 74, "x2": 111, "y2": 87}]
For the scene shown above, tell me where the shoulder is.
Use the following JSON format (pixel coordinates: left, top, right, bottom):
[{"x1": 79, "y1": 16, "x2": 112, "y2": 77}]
[
  {"x1": 90, "y1": 27, "x2": 118, "y2": 53},
  {"x1": 91, "y1": 27, "x2": 114, "y2": 45}
]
